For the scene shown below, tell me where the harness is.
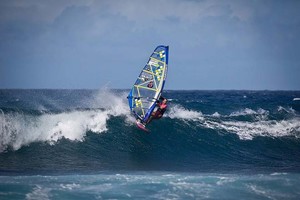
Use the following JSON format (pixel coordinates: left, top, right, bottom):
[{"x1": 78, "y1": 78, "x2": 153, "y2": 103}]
[{"x1": 157, "y1": 103, "x2": 167, "y2": 114}]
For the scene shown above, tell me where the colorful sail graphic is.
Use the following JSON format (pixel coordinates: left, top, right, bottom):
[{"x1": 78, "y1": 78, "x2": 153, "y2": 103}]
[{"x1": 128, "y1": 45, "x2": 169, "y2": 123}]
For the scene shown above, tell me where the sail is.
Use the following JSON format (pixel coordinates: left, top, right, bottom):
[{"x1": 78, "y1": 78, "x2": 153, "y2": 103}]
[{"x1": 128, "y1": 45, "x2": 169, "y2": 123}]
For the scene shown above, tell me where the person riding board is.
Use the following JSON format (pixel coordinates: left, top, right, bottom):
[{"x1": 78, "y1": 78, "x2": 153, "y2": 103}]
[{"x1": 146, "y1": 96, "x2": 168, "y2": 124}]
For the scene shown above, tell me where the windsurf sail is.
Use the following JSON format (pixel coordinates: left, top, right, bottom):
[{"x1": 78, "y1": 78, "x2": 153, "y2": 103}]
[{"x1": 127, "y1": 45, "x2": 169, "y2": 124}]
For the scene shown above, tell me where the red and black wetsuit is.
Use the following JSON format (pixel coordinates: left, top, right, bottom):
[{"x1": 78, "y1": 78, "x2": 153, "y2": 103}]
[{"x1": 153, "y1": 102, "x2": 167, "y2": 119}]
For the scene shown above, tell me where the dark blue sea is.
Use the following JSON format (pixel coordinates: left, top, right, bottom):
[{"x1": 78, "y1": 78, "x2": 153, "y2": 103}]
[{"x1": 1, "y1": 89, "x2": 300, "y2": 199}]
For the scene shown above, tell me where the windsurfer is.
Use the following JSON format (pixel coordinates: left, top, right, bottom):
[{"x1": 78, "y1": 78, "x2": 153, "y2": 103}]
[{"x1": 146, "y1": 96, "x2": 168, "y2": 124}]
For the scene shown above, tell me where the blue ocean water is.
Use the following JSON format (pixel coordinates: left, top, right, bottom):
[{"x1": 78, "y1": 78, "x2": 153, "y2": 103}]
[{"x1": 1, "y1": 89, "x2": 300, "y2": 199}]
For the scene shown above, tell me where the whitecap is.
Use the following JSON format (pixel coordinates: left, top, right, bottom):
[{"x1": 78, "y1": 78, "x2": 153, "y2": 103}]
[
  {"x1": 229, "y1": 108, "x2": 268, "y2": 117},
  {"x1": 211, "y1": 112, "x2": 221, "y2": 118},
  {"x1": 0, "y1": 89, "x2": 132, "y2": 153},
  {"x1": 25, "y1": 185, "x2": 51, "y2": 200},
  {"x1": 166, "y1": 105, "x2": 204, "y2": 121},
  {"x1": 202, "y1": 118, "x2": 300, "y2": 140},
  {"x1": 278, "y1": 106, "x2": 295, "y2": 114}
]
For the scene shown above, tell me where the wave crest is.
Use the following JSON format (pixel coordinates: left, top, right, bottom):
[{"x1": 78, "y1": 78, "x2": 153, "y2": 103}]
[
  {"x1": 0, "y1": 89, "x2": 131, "y2": 153},
  {"x1": 229, "y1": 108, "x2": 269, "y2": 117},
  {"x1": 0, "y1": 110, "x2": 113, "y2": 152},
  {"x1": 165, "y1": 106, "x2": 300, "y2": 140},
  {"x1": 203, "y1": 119, "x2": 300, "y2": 140},
  {"x1": 166, "y1": 105, "x2": 204, "y2": 120}
]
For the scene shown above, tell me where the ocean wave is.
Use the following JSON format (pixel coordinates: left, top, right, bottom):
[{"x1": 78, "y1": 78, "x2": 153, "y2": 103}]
[
  {"x1": 211, "y1": 112, "x2": 221, "y2": 118},
  {"x1": 229, "y1": 108, "x2": 269, "y2": 117},
  {"x1": 1, "y1": 90, "x2": 300, "y2": 153},
  {"x1": 0, "y1": 90, "x2": 132, "y2": 153},
  {"x1": 1, "y1": 173, "x2": 300, "y2": 200},
  {"x1": 26, "y1": 185, "x2": 51, "y2": 200},
  {"x1": 166, "y1": 105, "x2": 204, "y2": 120},
  {"x1": 202, "y1": 119, "x2": 300, "y2": 140},
  {"x1": 0, "y1": 110, "x2": 108, "y2": 152},
  {"x1": 162, "y1": 105, "x2": 300, "y2": 140},
  {"x1": 277, "y1": 106, "x2": 296, "y2": 114}
]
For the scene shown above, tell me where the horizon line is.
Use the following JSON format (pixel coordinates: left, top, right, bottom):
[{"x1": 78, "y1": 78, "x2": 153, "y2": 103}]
[{"x1": 1, "y1": 88, "x2": 300, "y2": 92}]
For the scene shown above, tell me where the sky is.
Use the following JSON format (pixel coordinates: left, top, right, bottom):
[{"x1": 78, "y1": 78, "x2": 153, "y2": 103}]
[{"x1": 0, "y1": 0, "x2": 300, "y2": 90}]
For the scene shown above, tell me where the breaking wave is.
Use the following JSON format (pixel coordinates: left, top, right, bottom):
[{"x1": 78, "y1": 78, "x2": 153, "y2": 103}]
[
  {"x1": 0, "y1": 89, "x2": 134, "y2": 152},
  {"x1": 1, "y1": 89, "x2": 300, "y2": 154},
  {"x1": 168, "y1": 105, "x2": 300, "y2": 140}
]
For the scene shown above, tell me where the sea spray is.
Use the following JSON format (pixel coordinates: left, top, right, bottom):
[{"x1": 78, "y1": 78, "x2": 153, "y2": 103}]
[
  {"x1": 0, "y1": 110, "x2": 110, "y2": 152},
  {"x1": 167, "y1": 104, "x2": 204, "y2": 120},
  {"x1": 0, "y1": 89, "x2": 132, "y2": 152}
]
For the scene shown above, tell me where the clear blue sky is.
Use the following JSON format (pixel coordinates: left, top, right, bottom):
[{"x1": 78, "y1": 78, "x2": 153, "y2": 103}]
[{"x1": 0, "y1": 0, "x2": 299, "y2": 90}]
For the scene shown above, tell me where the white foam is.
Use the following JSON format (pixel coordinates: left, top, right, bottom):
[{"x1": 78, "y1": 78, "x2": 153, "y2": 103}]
[
  {"x1": 229, "y1": 108, "x2": 268, "y2": 117},
  {"x1": 166, "y1": 105, "x2": 300, "y2": 140},
  {"x1": 277, "y1": 106, "x2": 295, "y2": 114},
  {"x1": 216, "y1": 177, "x2": 235, "y2": 186},
  {"x1": 248, "y1": 184, "x2": 272, "y2": 199},
  {"x1": 60, "y1": 183, "x2": 81, "y2": 190},
  {"x1": 0, "y1": 110, "x2": 111, "y2": 152},
  {"x1": 211, "y1": 112, "x2": 221, "y2": 118},
  {"x1": 164, "y1": 105, "x2": 299, "y2": 140},
  {"x1": 293, "y1": 98, "x2": 300, "y2": 101},
  {"x1": 203, "y1": 118, "x2": 300, "y2": 140},
  {"x1": 0, "y1": 89, "x2": 132, "y2": 152},
  {"x1": 166, "y1": 105, "x2": 204, "y2": 120},
  {"x1": 270, "y1": 172, "x2": 288, "y2": 176},
  {"x1": 26, "y1": 185, "x2": 51, "y2": 200}
]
